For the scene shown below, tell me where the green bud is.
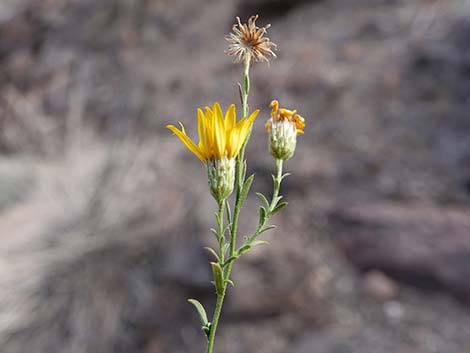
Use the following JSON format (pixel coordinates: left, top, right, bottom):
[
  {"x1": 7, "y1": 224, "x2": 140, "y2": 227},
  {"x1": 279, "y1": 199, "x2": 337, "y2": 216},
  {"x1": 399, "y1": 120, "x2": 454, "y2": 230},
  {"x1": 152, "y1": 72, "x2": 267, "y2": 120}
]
[
  {"x1": 269, "y1": 120, "x2": 297, "y2": 160},
  {"x1": 207, "y1": 156, "x2": 235, "y2": 203}
]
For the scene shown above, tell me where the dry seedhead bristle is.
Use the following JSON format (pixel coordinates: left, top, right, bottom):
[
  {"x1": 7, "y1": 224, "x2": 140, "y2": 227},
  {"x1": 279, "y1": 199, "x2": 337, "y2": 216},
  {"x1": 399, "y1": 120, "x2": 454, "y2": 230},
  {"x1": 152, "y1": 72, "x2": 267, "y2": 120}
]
[{"x1": 225, "y1": 15, "x2": 277, "y2": 65}]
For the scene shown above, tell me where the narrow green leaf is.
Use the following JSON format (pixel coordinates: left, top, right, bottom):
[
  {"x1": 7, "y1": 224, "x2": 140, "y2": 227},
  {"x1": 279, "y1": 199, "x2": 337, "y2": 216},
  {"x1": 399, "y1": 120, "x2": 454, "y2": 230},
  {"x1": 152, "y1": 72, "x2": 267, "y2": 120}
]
[
  {"x1": 222, "y1": 243, "x2": 230, "y2": 255},
  {"x1": 237, "y1": 244, "x2": 251, "y2": 256},
  {"x1": 259, "y1": 225, "x2": 277, "y2": 235},
  {"x1": 211, "y1": 262, "x2": 225, "y2": 296},
  {"x1": 203, "y1": 323, "x2": 212, "y2": 340},
  {"x1": 258, "y1": 206, "x2": 267, "y2": 226},
  {"x1": 223, "y1": 223, "x2": 232, "y2": 236},
  {"x1": 225, "y1": 279, "x2": 235, "y2": 287},
  {"x1": 256, "y1": 192, "x2": 270, "y2": 209},
  {"x1": 239, "y1": 160, "x2": 247, "y2": 184},
  {"x1": 271, "y1": 201, "x2": 288, "y2": 215},
  {"x1": 239, "y1": 174, "x2": 254, "y2": 205},
  {"x1": 222, "y1": 255, "x2": 238, "y2": 268},
  {"x1": 280, "y1": 172, "x2": 291, "y2": 181},
  {"x1": 251, "y1": 240, "x2": 269, "y2": 247},
  {"x1": 225, "y1": 199, "x2": 232, "y2": 224},
  {"x1": 210, "y1": 228, "x2": 218, "y2": 238},
  {"x1": 204, "y1": 247, "x2": 220, "y2": 262},
  {"x1": 188, "y1": 299, "x2": 209, "y2": 326}
]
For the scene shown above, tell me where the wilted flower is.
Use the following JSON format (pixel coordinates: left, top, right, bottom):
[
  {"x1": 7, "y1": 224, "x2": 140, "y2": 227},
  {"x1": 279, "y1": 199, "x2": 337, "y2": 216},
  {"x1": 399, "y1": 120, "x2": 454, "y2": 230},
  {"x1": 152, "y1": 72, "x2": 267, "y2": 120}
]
[
  {"x1": 265, "y1": 100, "x2": 305, "y2": 160},
  {"x1": 225, "y1": 15, "x2": 277, "y2": 64},
  {"x1": 167, "y1": 102, "x2": 259, "y2": 202}
]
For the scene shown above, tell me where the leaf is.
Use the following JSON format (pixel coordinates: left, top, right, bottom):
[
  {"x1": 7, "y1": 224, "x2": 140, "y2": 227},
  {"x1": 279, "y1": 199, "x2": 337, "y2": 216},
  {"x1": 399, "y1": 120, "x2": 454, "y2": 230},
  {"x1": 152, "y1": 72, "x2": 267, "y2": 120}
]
[
  {"x1": 210, "y1": 228, "x2": 218, "y2": 238},
  {"x1": 256, "y1": 192, "x2": 270, "y2": 209},
  {"x1": 211, "y1": 262, "x2": 225, "y2": 296},
  {"x1": 202, "y1": 323, "x2": 212, "y2": 339},
  {"x1": 259, "y1": 225, "x2": 277, "y2": 235},
  {"x1": 188, "y1": 299, "x2": 209, "y2": 327},
  {"x1": 214, "y1": 211, "x2": 220, "y2": 224},
  {"x1": 204, "y1": 247, "x2": 220, "y2": 262},
  {"x1": 225, "y1": 200, "x2": 232, "y2": 224},
  {"x1": 222, "y1": 255, "x2": 238, "y2": 268},
  {"x1": 239, "y1": 174, "x2": 254, "y2": 206},
  {"x1": 238, "y1": 160, "x2": 247, "y2": 186},
  {"x1": 251, "y1": 240, "x2": 269, "y2": 247},
  {"x1": 222, "y1": 243, "x2": 230, "y2": 256},
  {"x1": 223, "y1": 223, "x2": 232, "y2": 237},
  {"x1": 258, "y1": 206, "x2": 267, "y2": 227},
  {"x1": 237, "y1": 244, "x2": 251, "y2": 256},
  {"x1": 280, "y1": 172, "x2": 291, "y2": 181},
  {"x1": 271, "y1": 201, "x2": 288, "y2": 215},
  {"x1": 225, "y1": 279, "x2": 235, "y2": 287}
]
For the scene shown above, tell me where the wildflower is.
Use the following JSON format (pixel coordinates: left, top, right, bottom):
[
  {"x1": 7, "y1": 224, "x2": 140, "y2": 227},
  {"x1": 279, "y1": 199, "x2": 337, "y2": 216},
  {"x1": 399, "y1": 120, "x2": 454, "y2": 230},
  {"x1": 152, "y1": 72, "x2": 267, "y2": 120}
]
[
  {"x1": 225, "y1": 15, "x2": 277, "y2": 64},
  {"x1": 167, "y1": 102, "x2": 259, "y2": 202},
  {"x1": 265, "y1": 100, "x2": 305, "y2": 160}
]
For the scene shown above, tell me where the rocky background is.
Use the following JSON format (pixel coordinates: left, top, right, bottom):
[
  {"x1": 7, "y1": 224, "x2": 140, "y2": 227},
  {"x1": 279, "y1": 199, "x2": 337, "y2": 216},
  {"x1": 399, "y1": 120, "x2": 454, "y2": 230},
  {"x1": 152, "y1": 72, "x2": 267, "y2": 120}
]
[{"x1": 0, "y1": 0, "x2": 469, "y2": 352}]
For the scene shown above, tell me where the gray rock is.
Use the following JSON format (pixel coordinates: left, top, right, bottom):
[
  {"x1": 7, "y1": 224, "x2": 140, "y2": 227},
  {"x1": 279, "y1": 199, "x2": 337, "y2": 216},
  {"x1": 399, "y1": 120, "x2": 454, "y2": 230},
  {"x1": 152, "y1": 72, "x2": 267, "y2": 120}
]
[{"x1": 329, "y1": 202, "x2": 470, "y2": 301}]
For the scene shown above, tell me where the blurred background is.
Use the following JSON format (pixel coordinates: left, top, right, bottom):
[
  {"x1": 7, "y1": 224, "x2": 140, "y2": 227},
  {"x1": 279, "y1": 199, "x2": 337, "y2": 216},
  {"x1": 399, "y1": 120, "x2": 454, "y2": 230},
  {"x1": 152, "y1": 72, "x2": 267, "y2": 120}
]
[{"x1": 0, "y1": 0, "x2": 470, "y2": 352}]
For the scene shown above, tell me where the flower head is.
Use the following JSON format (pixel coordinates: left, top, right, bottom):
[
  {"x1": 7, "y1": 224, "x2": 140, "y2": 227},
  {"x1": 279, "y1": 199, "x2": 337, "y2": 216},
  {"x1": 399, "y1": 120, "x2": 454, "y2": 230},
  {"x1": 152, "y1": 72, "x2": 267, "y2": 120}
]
[
  {"x1": 167, "y1": 102, "x2": 259, "y2": 163},
  {"x1": 265, "y1": 100, "x2": 305, "y2": 160},
  {"x1": 225, "y1": 15, "x2": 277, "y2": 65},
  {"x1": 265, "y1": 100, "x2": 305, "y2": 136},
  {"x1": 167, "y1": 103, "x2": 258, "y2": 202}
]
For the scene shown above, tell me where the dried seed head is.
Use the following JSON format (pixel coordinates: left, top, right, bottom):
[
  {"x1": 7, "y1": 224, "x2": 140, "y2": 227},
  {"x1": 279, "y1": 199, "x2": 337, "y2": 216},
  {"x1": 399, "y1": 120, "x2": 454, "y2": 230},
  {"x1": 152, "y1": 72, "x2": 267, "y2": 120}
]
[{"x1": 225, "y1": 15, "x2": 277, "y2": 65}]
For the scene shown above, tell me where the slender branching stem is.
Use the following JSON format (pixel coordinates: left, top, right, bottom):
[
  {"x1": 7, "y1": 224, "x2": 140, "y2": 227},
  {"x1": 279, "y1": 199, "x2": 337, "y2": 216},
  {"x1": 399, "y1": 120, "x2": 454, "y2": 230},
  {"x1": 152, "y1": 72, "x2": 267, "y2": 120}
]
[
  {"x1": 270, "y1": 159, "x2": 283, "y2": 211},
  {"x1": 206, "y1": 290, "x2": 225, "y2": 353},
  {"x1": 206, "y1": 54, "x2": 251, "y2": 353},
  {"x1": 217, "y1": 201, "x2": 225, "y2": 264}
]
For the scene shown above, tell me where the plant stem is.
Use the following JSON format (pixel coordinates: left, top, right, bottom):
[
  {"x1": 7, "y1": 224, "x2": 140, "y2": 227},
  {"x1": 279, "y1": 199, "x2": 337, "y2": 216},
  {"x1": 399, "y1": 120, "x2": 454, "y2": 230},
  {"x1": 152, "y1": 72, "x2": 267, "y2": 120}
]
[
  {"x1": 244, "y1": 158, "x2": 284, "y2": 245},
  {"x1": 217, "y1": 201, "x2": 225, "y2": 264},
  {"x1": 270, "y1": 159, "x2": 283, "y2": 211},
  {"x1": 228, "y1": 53, "x2": 251, "y2": 270},
  {"x1": 206, "y1": 291, "x2": 225, "y2": 353},
  {"x1": 206, "y1": 53, "x2": 251, "y2": 353}
]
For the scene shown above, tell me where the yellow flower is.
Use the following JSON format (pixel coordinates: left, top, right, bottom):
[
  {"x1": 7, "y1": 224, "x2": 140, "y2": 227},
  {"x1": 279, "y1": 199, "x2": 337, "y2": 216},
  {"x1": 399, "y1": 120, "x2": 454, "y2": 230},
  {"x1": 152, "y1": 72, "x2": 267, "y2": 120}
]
[{"x1": 167, "y1": 102, "x2": 259, "y2": 163}]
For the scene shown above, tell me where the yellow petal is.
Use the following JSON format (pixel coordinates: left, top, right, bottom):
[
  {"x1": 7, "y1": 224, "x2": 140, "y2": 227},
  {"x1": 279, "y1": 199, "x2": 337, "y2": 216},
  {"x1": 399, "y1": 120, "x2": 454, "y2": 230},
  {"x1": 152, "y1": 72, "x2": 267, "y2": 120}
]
[
  {"x1": 214, "y1": 103, "x2": 226, "y2": 159},
  {"x1": 205, "y1": 106, "x2": 215, "y2": 157},
  {"x1": 197, "y1": 108, "x2": 209, "y2": 157},
  {"x1": 166, "y1": 124, "x2": 206, "y2": 162},
  {"x1": 227, "y1": 126, "x2": 239, "y2": 159},
  {"x1": 224, "y1": 104, "x2": 236, "y2": 131},
  {"x1": 239, "y1": 109, "x2": 259, "y2": 143}
]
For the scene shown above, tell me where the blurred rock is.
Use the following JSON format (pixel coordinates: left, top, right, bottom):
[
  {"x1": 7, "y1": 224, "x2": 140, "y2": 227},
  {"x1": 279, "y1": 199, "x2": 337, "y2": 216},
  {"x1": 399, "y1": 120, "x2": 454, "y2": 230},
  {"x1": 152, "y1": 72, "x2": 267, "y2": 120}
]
[
  {"x1": 362, "y1": 270, "x2": 399, "y2": 302},
  {"x1": 383, "y1": 301, "x2": 405, "y2": 323},
  {"x1": 236, "y1": 0, "x2": 324, "y2": 19},
  {"x1": 291, "y1": 331, "x2": 350, "y2": 353},
  {"x1": 329, "y1": 202, "x2": 470, "y2": 301}
]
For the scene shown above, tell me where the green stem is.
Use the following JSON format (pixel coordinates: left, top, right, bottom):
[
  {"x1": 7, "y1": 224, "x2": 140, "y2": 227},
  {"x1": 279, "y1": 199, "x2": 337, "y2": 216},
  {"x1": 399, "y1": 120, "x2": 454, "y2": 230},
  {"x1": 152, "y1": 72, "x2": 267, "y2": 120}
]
[
  {"x1": 206, "y1": 291, "x2": 225, "y2": 353},
  {"x1": 269, "y1": 159, "x2": 283, "y2": 211},
  {"x1": 228, "y1": 52, "x2": 251, "y2": 267},
  {"x1": 244, "y1": 158, "x2": 284, "y2": 245},
  {"x1": 206, "y1": 54, "x2": 251, "y2": 353},
  {"x1": 217, "y1": 201, "x2": 225, "y2": 263}
]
